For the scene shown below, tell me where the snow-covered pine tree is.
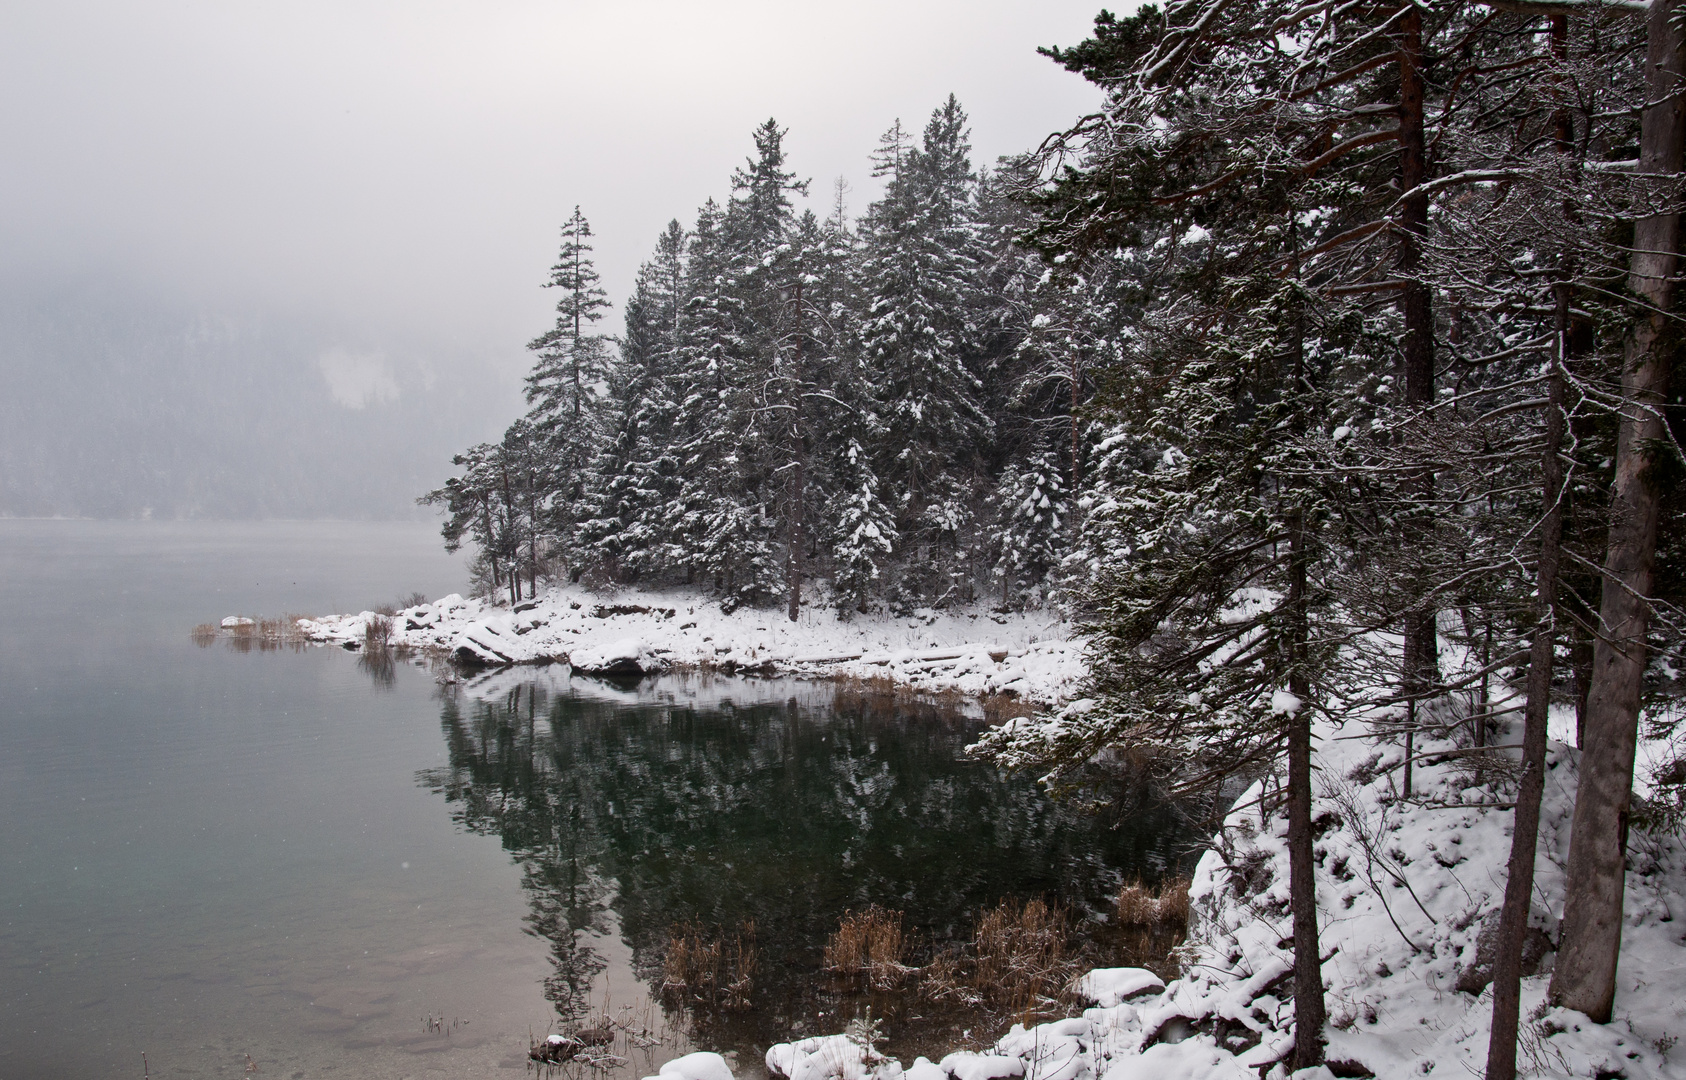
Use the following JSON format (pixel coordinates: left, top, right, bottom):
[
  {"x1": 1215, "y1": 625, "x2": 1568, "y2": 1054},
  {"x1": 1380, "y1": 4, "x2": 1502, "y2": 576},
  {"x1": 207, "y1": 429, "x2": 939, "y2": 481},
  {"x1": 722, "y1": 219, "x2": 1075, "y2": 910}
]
[
  {"x1": 990, "y1": 1, "x2": 1461, "y2": 1061},
  {"x1": 758, "y1": 209, "x2": 837, "y2": 620},
  {"x1": 812, "y1": 177, "x2": 898, "y2": 615},
  {"x1": 829, "y1": 436, "x2": 897, "y2": 615},
  {"x1": 525, "y1": 206, "x2": 612, "y2": 576},
  {"x1": 420, "y1": 438, "x2": 528, "y2": 604},
  {"x1": 580, "y1": 219, "x2": 689, "y2": 581},
  {"x1": 973, "y1": 157, "x2": 1142, "y2": 604},
  {"x1": 988, "y1": 447, "x2": 1066, "y2": 609},
  {"x1": 667, "y1": 122, "x2": 810, "y2": 610},
  {"x1": 668, "y1": 198, "x2": 752, "y2": 594},
  {"x1": 859, "y1": 98, "x2": 992, "y2": 605}
]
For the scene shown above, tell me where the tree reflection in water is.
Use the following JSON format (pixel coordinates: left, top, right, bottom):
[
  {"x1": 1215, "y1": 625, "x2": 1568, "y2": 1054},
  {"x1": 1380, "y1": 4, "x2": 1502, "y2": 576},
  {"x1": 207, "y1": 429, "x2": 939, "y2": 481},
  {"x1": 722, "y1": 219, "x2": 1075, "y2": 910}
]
[{"x1": 416, "y1": 678, "x2": 1187, "y2": 1053}]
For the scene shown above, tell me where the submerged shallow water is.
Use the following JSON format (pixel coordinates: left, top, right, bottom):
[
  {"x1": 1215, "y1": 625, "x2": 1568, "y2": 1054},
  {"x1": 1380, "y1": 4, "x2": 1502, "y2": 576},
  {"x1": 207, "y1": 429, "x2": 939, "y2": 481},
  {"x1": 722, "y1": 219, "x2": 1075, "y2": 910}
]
[{"x1": 0, "y1": 520, "x2": 1184, "y2": 1080}]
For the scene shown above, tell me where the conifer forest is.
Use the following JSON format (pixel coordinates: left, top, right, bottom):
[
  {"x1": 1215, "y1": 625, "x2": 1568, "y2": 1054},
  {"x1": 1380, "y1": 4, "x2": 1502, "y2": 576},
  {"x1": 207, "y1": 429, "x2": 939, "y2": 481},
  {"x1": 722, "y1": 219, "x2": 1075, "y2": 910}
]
[{"x1": 424, "y1": 3, "x2": 1686, "y2": 1072}]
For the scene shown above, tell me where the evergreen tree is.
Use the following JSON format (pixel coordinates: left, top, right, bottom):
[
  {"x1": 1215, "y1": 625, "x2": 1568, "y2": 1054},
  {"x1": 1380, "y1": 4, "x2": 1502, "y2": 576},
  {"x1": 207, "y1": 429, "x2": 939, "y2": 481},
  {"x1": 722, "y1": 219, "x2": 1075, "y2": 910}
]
[
  {"x1": 582, "y1": 220, "x2": 689, "y2": 580},
  {"x1": 989, "y1": 447, "x2": 1066, "y2": 608},
  {"x1": 860, "y1": 98, "x2": 992, "y2": 602},
  {"x1": 525, "y1": 206, "x2": 613, "y2": 574}
]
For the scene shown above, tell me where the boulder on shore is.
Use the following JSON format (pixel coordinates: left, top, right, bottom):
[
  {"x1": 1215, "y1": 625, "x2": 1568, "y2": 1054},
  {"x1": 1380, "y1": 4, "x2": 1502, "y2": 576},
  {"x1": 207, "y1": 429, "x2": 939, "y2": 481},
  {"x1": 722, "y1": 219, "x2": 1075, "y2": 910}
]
[{"x1": 568, "y1": 637, "x2": 663, "y2": 677}]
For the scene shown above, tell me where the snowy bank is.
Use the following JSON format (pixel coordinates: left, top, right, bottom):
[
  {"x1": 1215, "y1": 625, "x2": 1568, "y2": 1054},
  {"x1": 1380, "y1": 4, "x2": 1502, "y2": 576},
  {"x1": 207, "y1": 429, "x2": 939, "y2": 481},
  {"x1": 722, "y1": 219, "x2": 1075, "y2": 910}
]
[{"x1": 294, "y1": 585, "x2": 1085, "y2": 705}]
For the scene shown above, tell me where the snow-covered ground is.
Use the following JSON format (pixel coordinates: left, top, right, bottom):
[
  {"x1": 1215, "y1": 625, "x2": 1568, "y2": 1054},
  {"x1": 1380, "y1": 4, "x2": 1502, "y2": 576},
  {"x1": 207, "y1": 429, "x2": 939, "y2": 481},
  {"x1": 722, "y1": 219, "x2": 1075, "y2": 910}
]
[{"x1": 295, "y1": 585, "x2": 1085, "y2": 706}]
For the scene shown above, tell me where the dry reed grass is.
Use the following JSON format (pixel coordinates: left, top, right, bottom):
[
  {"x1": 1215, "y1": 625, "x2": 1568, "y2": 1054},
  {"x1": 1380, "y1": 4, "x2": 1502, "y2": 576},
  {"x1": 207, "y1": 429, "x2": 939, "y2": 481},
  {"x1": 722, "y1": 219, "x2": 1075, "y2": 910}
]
[
  {"x1": 824, "y1": 905, "x2": 909, "y2": 989},
  {"x1": 829, "y1": 676, "x2": 979, "y2": 728},
  {"x1": 661, "y1": 922, "x2": 758, "y2": 1011},
  {"x1": 971, "y1": 897, "x2": 1080, "y2": 1015},
  {"x1": 913, "y1": 897, "x2": 1084, "y2": 1024},
  {"x1": 1108, "y1": 876, "x2": 1191, "y2": 981},
  {"x1": 364, "y1": 613, "x2": 395, "y2": 650},
  {"x1": 195, "y1": 615, "x2": 314, "y2": 653},
  {"x1": 918, "y1": 946, "x2": 983, "y2": 1007},
  {"x1": 1115, "y1": 876, "x2": 1190, "y2": 928}
]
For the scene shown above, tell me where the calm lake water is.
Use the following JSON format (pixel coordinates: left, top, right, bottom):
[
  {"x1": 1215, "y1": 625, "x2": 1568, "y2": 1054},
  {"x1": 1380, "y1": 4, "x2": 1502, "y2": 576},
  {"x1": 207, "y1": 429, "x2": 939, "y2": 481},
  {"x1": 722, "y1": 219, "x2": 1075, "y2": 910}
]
[{"x1": 0, "y1": 520, "x2": 1182, "y2": 1080}]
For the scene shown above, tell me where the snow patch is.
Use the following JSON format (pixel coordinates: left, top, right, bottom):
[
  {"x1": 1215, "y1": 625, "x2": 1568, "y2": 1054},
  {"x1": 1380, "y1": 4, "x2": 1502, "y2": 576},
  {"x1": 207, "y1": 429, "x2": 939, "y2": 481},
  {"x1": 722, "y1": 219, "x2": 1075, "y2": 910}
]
[
  {"x1": 1077, "y1": 968, "x2": 1165, "y2": 1007},
  {"x1": 647, "y1": 1052, "x2": 735, "y2": 1080}
]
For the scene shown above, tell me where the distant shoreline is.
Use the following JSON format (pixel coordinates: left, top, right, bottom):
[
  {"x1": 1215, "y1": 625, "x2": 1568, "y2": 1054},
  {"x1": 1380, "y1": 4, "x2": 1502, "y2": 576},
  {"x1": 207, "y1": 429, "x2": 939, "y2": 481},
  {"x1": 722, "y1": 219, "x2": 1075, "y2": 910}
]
[{"x1": 269, "y1": 586, "x2": 1084, "y2": 710}]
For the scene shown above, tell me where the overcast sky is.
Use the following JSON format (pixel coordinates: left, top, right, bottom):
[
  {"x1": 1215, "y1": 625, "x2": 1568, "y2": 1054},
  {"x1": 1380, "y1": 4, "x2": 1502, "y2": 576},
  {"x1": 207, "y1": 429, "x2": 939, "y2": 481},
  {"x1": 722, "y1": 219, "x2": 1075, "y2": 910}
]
[{"x1": 0, "y1": 0, "x2": 1109, "y2": 516}]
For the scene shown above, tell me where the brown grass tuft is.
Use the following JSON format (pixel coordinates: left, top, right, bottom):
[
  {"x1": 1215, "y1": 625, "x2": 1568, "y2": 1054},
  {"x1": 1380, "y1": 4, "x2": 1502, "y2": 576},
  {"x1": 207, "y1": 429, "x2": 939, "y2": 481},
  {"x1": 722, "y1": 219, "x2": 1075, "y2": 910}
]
[
  {"x1": 364, "y1": 613, "x2": 395, "y2": 650},
  {"x1": 913, "y1": 896, "x2": 1084, "y2": 1024},
  {"x1": 824, "y1": 906, "x2": 908, "y2": 989},
  {"x1": 662, "y1": 921, "x2": 758, "y2": 1011},
  {"x1": 1115, "y1": 876, "x2": 1191, "y2": 929},
  {"x1": 918, "y1": 946, "x2": 983, "y2": 1007},
  {"x1": 971, "y1": 897, "x2": 1078, "y2": 1014},
  {"x1": 1106, "y1": 876, "x2": 1191, "y2": 981}
]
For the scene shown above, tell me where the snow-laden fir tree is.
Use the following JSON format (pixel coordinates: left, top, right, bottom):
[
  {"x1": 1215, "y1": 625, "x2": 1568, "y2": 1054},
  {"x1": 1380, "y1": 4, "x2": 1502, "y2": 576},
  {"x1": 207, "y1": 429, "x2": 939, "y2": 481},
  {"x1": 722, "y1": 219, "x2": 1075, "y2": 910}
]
[
  {"x1": 859, "y1": 98, "x2": 992, "y2": 602},
  {"x1": 525, "y1": 205, "x2": 612, "y2": 576},
  {"x1": 989, "y1": 447, "x2": 1066, "y2": 609},
  {"x1": 580, "y1": 219, "x2": 688, "y2": 580}
]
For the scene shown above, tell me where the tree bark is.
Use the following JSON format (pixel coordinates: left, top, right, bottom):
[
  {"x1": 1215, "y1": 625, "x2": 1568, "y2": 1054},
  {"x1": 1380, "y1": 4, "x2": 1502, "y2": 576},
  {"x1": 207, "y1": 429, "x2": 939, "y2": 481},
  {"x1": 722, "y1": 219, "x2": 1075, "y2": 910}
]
[
  {"x1": 1552, "y1": 0, "x2": 1686, "y2": 1022},
  {"x1": 1485, "y1": 281, "x2": 1569, "y2": 1080},
  {"x1": 787, "y1": 280, "x2": 806, "y2": 623},
  {"x1": 787, "y1": 456, "x2": 804, "y2": 623},
  {"x1": 1285, "y1": 507, "x2": 1326, "y2": 1070},
  {"x1": 482, "y1": 499, "x2": 502, "y2": 602},
  {"x1": 1399, "y1": 0, "x2": 1442, "y2": 727}
]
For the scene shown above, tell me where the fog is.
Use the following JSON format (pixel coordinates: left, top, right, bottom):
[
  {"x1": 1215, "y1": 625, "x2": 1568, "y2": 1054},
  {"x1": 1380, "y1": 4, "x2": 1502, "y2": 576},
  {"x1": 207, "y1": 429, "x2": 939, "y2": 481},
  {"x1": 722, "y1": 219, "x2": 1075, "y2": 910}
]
[{"x1": 0, "y1": 0, "x2": 1104, "y2": 518}]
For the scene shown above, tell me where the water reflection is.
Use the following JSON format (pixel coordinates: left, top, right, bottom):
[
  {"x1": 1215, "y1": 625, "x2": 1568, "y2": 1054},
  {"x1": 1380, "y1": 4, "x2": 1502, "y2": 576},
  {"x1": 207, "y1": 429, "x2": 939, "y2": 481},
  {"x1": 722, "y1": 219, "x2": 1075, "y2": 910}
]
[
  {"x1": 357, "y1": 644, "x2": 400, "y2": 687},
  {"x1": 417, "y1": 677, "x2": 1187, "y2": 1055}
]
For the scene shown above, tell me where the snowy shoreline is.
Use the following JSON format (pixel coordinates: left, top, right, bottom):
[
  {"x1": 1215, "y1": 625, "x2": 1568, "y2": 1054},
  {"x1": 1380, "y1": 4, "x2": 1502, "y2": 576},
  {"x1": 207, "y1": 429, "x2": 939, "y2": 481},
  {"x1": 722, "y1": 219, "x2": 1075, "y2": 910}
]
[{"x1": 294, "y1": 586, "x2": 1087, "y2": 707}]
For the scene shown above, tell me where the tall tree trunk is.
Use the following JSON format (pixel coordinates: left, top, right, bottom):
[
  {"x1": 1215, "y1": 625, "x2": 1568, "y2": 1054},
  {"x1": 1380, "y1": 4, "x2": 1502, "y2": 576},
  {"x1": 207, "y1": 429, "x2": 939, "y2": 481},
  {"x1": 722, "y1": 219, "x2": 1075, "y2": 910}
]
[
  {"x1": 1284, "y1": 506, "x2": 1326, "y2": 1070},
  {"x1": 1486, "y1": 280, "x2": 1569, "y2": 1080},
  {"x1": 1570, "y1": 615, "x2": 1593, "y2": 746},
  {"x1": 787, "y1": 280, "x2": 806, "y2": 624},
  {"x1": 1398, "y1": 0, "x2": 1441, "y2": 725},
  {"x1": 482, "y1": 500, "x2": 502, "y2": 602},
  {"x1": 787, "y1": 456, "x2": 804, "y2": 622},
  {"x1": 500, "y1": 467, "x2": 521, "y2": 607},
  {"x1": 1070, "y1": 350, "x2": 1083, "y2": 495},
  {"x1": 528, "y1": 468, "x2": 539, "y2": 600},
  {"x1": 1552, "y1": 0, "x2": 1686, "y2": 1022}
]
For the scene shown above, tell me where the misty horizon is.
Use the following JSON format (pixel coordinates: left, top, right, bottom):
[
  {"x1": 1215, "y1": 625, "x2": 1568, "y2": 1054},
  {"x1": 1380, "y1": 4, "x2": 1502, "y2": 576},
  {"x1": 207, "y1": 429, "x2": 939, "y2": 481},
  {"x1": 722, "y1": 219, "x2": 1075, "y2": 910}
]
[{"x1": 0, "y1": 1, "x2": 1104, "y2": 520}]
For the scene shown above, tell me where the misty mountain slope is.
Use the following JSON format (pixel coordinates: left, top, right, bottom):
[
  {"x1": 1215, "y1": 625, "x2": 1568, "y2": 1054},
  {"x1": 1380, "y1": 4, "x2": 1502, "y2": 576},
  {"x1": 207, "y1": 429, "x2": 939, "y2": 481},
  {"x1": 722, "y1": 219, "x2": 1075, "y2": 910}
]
[{"x1": 0, "y1": 281, "x2": 522, "y2": 518}]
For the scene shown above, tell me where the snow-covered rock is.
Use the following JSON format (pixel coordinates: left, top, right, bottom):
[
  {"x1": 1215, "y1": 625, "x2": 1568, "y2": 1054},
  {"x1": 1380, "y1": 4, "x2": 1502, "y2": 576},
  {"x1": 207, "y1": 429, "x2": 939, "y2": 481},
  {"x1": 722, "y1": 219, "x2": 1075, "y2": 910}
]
[
  {"x1": 1077, "y1": 968, "x2": 1165, "y2": 1008},
  {"x1": 767, "y1": 1034, "x2": 902, "y2": 1080},
  {"x1": 936, "y1": 1052, "x2": 1023, "y2": 1080},
  {"x1": 568, "y1": 636, "x2": 663, "y2": 676},
  {"x1": 645, "y1": 1051, "x2": 735, "y2": 1080},
  {"x1": 904, "y1": 1058, "x2": 946, "y2": 1080},
  {"x1": 220, "y1": 616, "x2": 254, "y2": 628}
]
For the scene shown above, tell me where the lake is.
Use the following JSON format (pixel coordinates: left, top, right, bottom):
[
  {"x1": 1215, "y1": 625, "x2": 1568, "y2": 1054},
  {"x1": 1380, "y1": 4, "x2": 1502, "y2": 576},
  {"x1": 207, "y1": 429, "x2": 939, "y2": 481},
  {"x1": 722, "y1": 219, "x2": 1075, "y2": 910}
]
[{"x1": 0, "y1": 520, "x2": 1184, "y2": 1080}]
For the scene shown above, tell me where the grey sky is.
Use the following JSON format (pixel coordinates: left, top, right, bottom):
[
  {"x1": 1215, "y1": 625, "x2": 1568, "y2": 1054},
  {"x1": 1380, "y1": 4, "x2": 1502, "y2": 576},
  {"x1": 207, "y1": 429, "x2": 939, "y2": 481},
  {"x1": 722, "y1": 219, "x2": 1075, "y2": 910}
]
[{"x1": 0, "y1": 0, "x2": 1107, "y2": 517}]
